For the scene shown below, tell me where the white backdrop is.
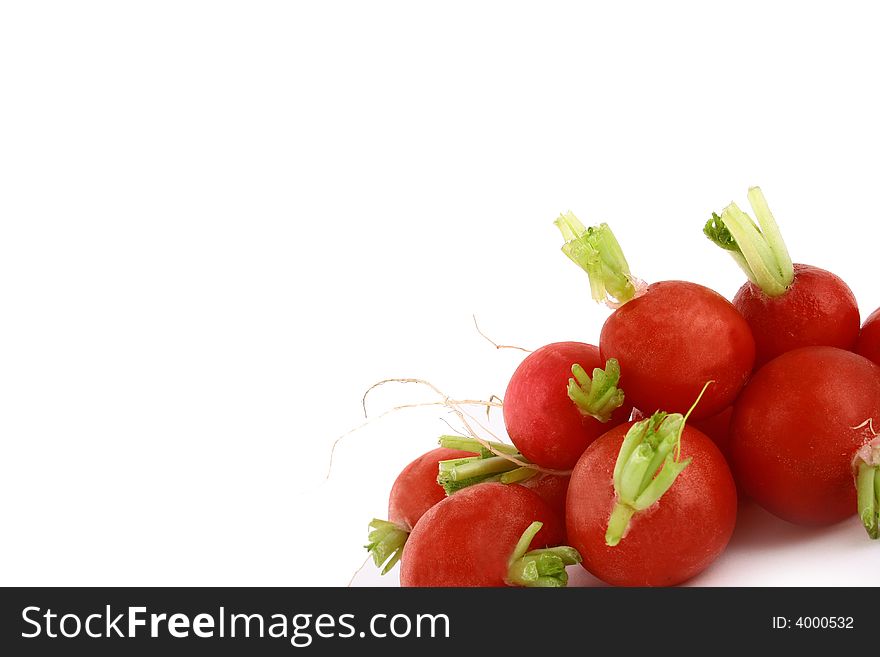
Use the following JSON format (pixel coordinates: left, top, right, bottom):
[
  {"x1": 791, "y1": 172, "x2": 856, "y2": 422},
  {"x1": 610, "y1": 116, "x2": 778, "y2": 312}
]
[{"x1": 2, "y1": 2, "x2": 879, "y2": 587}]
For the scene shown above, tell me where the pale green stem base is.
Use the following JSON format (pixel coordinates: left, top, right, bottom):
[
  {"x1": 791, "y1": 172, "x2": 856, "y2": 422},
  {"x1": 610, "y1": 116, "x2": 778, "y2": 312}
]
[
  {"x1": 568, "y1": 358, "x2": 625, "y2": 423},
  {"x1": 703, "y1": 186, "x2": 794, "y2": 297},
  {"x1": 555, "y1": 213, "x2": 637, "y2": 306},
  {"x1": 856, "y1": 462, "x2": 879, "y2": 540},
  {"x1": 437, "y1": 436, "x2": 537, "y2": 495},
  {"x1": 365, "y1": 519, "x2": 409, "y2": 575},
  {"x1": 505, "y1": 521, "x2": 582, "y2": 587},
  {"x1": 605, "y1": 404, "x2": 703, "y2": 547},
  {"x1": 605, "y1": 503, "x2": 636, "y2": 547}
]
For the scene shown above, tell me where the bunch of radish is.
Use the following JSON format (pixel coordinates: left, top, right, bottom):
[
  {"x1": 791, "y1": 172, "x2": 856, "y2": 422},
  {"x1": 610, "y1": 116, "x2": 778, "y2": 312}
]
[{"x1": 364, "y1": 186, "x2": 880, "y2": 587}]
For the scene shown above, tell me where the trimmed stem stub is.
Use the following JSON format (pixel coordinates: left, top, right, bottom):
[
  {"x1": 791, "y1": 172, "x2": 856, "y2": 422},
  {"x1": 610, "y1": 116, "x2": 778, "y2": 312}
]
[
  {"x1": 703, "y1": 186, "x2": 794, "y2": 297},
  {"x1": 436, "y1": 437, "x2": 538, "y2": 495},
  {"x1": 555, "y1": 213, "x2": 637, "y2": 306},
  {"x1": 605, "y1": 411, "x2": 692, "y2": 546},
  {"x1": 855, "y1": 436, "x2": 880, "y2": 540},
  {"x1": 436, "y1": 455, "x2": 507, "y2": 495},
  {"x1": 568, "y1": 358, "x2": 625, "y2": 423},
  {"x1": 438, "y1": 435, "x2": 518, "y2": 458},
  {"x1": 500, "y1": 466, "x2": 538, "y2": 484},
  {"x1": 505, "y1": 521, "x2": 582, "y2": 587},
  {"x1": 365, "y1": 519, "x2": 409, "y2": 575}
]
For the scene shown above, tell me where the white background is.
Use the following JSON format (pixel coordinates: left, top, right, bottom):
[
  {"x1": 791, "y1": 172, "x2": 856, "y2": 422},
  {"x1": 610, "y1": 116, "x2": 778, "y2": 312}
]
[{"x1": 2, "y1": 2, "x2": 879, "y2": 587}]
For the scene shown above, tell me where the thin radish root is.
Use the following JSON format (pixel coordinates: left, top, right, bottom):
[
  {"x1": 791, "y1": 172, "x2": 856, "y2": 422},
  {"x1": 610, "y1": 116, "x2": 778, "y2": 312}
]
[
  {"x1": 486, "y1": 394, "x2": 503, "y2": 419},
  {"x1": 347, "y1": 555, "x2": 371, "y2": 587},
  {"x1": 325, "y1": 380, "x2": 504, "y2": 482},
  {"x1": 326, "y1": 399, "x2": 457, "y2": 481},
  {"x1": 361, "y1": 377, "x2": 499, "y2": 419},
  {"x1": 472, "y1": 314, "x2": 532, "y2": 353},
  {"x1": 852, "y1": 418, "x2": 877, "y2": 434},
  {"x1": 439, "y1": 416, "x2": 466, "y2": 437},
  {"x1": 360, "y1": 378, "x2": 571, "y2": 477},
  {"x1": 330, "y1": 314, "x2": 537, "y2": 483}
]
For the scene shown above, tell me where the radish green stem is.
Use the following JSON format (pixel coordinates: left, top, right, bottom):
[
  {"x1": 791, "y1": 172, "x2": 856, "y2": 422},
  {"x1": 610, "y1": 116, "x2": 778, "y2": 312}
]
[
  {"x1": 605, "y1": 411, "x2": 693, "y2": 547},
  {"x1": 437, "y1": 448, "x2": 538, "y2": 495},
  {"x1": 437, "y1": 454, "x2": 504, "y2": 494},
  {"x1": 505, "y1": 521, "x2": 582, "y2": 587},
  {"x1": 437, "y1": 472, "x2": 503, "y2": 494},
  {"x1": 365, "y1": 519, "x2": 409, "y2": 574},
  {"x1": 568, "y1": 359, "x2": 625, "y2": 422},
  {"x1": 618, "y1": 444, "x2": 654, "y2": 503},
  {"x1": 613, "y1": 420, "x2": 650, "y2": 491},
  {"x1": 447, "y1": 455, "x2": 520, "y2": 480},
  {"x1": 855, "y1": 435, "x2": 880, "y2": 540},
  {"x1": 856, "y1": 463, "x2": 878, "y2": 539},
  {"x1": 436, "y1": 436, "x2": 542, "y2": 495},
  {"x1": 500, "y1": 466, "x2": 538, "y2": 484},
  {"x1": 508, "y1": 521, "x2": 543, "y2": 564},
  {"x1": 676, "y1": 380, "x2": 714, "y2": 460},
  {"x1": 703, "y1": 186, "x2": 794, "y2": 297},
  {"x1": 876, "y1": 471, "x2": 880, "y2": 536},
  {"x1": 635, "y1": 455, "x2": 691, "y2": 510},
  {"x1": 438, "y1": 456, "x2": 480, "y2": 472},
  {"x1": 605, "y1": 504, "x2": 636, "y2": 547},
  {"x1": 638, "y1": 427, "x2": 678, "y2": 491},
  {"x1": 555, "y1": 213, "x2": 637, "y2": 306},
  {"x1": 438, "y1": 435, "x2": 519, "y2": 457}
]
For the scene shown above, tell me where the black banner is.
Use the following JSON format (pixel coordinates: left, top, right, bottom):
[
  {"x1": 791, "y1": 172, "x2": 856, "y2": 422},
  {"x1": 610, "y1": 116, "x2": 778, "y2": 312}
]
[{"x1": 0, "y1": 587, "x2": 873, "y2": 654}]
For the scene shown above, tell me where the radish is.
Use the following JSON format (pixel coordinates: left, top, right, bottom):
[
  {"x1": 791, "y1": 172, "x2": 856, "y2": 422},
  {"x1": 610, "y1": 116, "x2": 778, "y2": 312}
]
[
  {"x1": 566, "y1": 400, "x2": 737, "y2": 586},
  {"x1": 502, "y1": 341, "x2": 632, "y2": 469},
  {"x1": 704, "y1": 187, "x2": 860, "y2": 366},
  {"x1": 692, "y1": 406, "x2": 734, "y2": 462},
  {"x1": 556, "y1": 214, "x2": 754, "y2": 420},
  {"x1": 856, "y1": 307, "x2": 880, "y2": 367},
  {"x1": 366, "y1": 446, "x2": 473, "y2": 574},
  {"x1": 730, "y1": 346, "x2": 880, "y2": 537},
  {"x1": 400, "y1": 482, "x2": 580, "y2": 587},
  {"x1": 519, "y1": 471, "x2": 570, "y2": 521}
]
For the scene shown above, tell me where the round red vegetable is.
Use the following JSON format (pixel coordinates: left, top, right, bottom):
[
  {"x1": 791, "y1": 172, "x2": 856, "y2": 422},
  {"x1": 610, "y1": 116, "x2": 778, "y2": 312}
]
[
  {"x1": 856, "y1": 307, "x2": 880, "y2": 367},
  {"x1": 503, "y1": 341, "x2": 632, "y2": 469},
  {"x1": 434, "y1": 434, "x2": 572, "y2": 538},
  {"x1": 555, "y1": 215, "x2": 755, "y2": 420},
  {"x1": 566, "y1": 411, "x2": 737, "y2": 586},
  {"x1": 365, "y1": 446, "x2": 473, "y2": 574},
  {"x1": 599, "y1": 281, "x2": 754, "y2": 420},
  {"x1": 730, "y1": 346, "x2": 880, "y2": 536},
  {"x1": 387, "y1": 446, "x2": 473, "y2": 530},
  {"x1": 519, "y1": 472, "x2": 571, "y2": 522},
  {"x1": 400, "y1": 482, "x2": 580, "y2": 587},
  {"x1": 692, "y1": 406, "x2": 734, "y2": 462},
  {"x1": 704, "y1": 187, "x2": 859, "y2": 366}
]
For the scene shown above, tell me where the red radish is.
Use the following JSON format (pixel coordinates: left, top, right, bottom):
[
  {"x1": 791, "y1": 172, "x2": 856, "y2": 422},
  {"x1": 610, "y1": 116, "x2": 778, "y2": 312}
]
[
  {"x1": 692, "y1": 406, "x2": 734, "y2": 461},
  {"x1": 856, "y1": 307, "x2": 880, "y2": 367},
  {"x1": 366, "y1": 446, "x2": 473, "y2": 574},
  {"x1": 556, "y1": 215, "x2": 754, "y2": 420},
  {"x1": 400, "y1": 482, "x2": 580, "y2": 587},
  {"x1": 502, "y1": 341, "x2": 632, "y2": 469},
  {"x1": 566, "y1": 404, "x2": 737, "y2": 586},
  {"x1": 730, "y1": 346, "x2": 880, "y2": 537},
  {"x1": 519, "y1": 472, "x2": 570, "y2": 521},
  {"x1": 704, "y1": 187, "x2": 859, "y2": 366}
]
